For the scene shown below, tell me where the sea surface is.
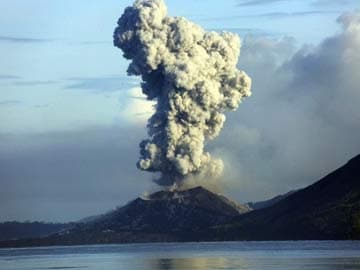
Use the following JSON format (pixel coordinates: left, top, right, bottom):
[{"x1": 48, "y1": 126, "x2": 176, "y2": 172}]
[{"x1": 0, "y1": 241, "x2": 360, "y2": 270}]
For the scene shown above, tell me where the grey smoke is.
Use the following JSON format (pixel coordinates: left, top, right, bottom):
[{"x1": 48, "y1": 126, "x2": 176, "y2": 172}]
[
  {"x1": 113, "y1": 0, "x2": 251, "y2": 187},
  {"x1": 216, "y1": 10, "x2": 360, "y2": 198}
]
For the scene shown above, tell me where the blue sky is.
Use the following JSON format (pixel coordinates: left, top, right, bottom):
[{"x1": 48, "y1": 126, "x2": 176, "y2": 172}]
[{"x1": 0, "y1": 0, "x2": 359, "y2": 222}]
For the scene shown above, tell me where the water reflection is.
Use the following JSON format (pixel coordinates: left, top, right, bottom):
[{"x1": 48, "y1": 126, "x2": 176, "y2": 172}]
[
  {"x1": 1, "y1": 242, "x2": 360, "y2": 270},
  {"x1": 149, "y1": 257, "x2": 247, "y2": 270},
  {"x1": 140, "y1": 256, "x2": 360, "y2": 270}
]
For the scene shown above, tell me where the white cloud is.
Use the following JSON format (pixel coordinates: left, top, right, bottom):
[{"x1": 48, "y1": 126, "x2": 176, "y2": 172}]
[{"x1": 120, "y1": 87, "x2": 155, "y2": 124}]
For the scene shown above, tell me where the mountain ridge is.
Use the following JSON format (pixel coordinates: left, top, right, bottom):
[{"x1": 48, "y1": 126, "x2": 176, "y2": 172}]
[
  {"x1": 0, "y1": 154, "x2": 359, "y2": 247},
  {"x1": 209, "y1": 154, "x2": 360, "y2": 240},
  {"x1": 0, "y1": 187, "x2": 251, "y2": 247}
]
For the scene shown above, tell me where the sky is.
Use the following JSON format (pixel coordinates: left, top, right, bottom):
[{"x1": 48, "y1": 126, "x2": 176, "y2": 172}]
[{"x1": 0, "y1": 0, "x2": 359, "y2": 222}]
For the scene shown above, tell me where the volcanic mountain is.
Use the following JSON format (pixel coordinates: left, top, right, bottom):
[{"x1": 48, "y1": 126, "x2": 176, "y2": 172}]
[
  {"x1": 0, "y1": 187, "x2": 250, "y2": 247},
  {"x1": 0, "y1": 154, "x2": 359, "y2": 247},
  {"x1": 68, "y1": 186, "x2": 250, "y2": 241}
]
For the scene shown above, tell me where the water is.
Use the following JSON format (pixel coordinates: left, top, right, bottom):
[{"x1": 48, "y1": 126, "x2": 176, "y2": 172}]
[{"x1": 1, "y1": 241, "x2": 360, "y2": 270}]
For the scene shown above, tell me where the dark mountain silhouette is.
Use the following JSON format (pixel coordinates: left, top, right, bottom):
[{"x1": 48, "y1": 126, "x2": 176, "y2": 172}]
[
  {"x1": 0, "y1": 222, "x2": 72, "y2": 241},
  {"x1": 75, "y1": 186, "x2": 250, "y2": 235},
  {"x1": 211, "y1": 154, "x2": 360, "y2": 240},
  {"x1": 0, "y1": 154, "x2": 359, "y2": 247},
  {"x1": 246, "y1": 190, "x2": 298, "y2": 210},
  {"x1": 0, "y1": 187, "x2": 250, "y2": 247}
]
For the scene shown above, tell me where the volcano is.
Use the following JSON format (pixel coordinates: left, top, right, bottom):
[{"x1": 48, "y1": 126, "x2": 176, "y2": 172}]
[
  {"x1": 0, "y1": 187, "x2": 250, "y2": 247},
  {"x1": 1, "y1": 154, "x2": 359, "y2": 248},
  {"x1": 68, "y1": 186, "x2": 250, "y2": 241}
]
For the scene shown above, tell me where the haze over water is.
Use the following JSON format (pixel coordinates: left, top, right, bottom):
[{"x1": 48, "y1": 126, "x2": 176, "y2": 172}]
[{"x1": 1, "y1": 241, "x2": 360, "y2": 270}]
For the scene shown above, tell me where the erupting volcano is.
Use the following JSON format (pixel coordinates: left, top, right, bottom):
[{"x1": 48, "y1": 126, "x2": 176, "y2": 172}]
[{"x1": 113, "y1": 0, "x2": 252, "y2": 188}]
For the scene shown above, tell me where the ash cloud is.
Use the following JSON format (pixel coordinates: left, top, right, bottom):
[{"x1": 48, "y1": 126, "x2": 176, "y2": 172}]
[
  {"x1": 215, "y1": 10, "x2": 360, "y2": 199},
  {"x1": 113, "y1": 0, "x2": 251, "y2": 187}
]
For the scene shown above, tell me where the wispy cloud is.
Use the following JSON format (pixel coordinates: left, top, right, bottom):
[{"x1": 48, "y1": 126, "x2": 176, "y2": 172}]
[
  {"x1": 209, "y1": 27, "x2": 275, "y2": 36},
  {"x1": 65, "y1": 76, "x2": 141, "y2": 92},
  {"x1": 34, "y1": 104, "x2": 50, "y2": 109},
  {"x1": 312, "y1": 0, "x2": 357, "y2": 6},
  {"x1": 0, "y1": 74, "x2": 20, "y2": 80},
  {"x1": 256, "y1": 10, "x2": 338, "y2": 18},
  {"x1": 206, "y1": 10, "x2": 337, "y2": 21},
  {"x1": 236, "y1": 0, "x2": 357, "y2": 7},
  {"x1": 0, "y1": 77, "x2": 59, "y2": 88},
  {"x1": 237, "y1": 0, "x2": 288, "y2": 6},
  {"x1": 0, "y1": 35, "x2": 111, "y2": 46},
  {"x1": 0, "y1": 35, "x2": 53, "y2": 43},
  {"x1": 0, "y1": 100, "x2": 22, "y2": 106},
  {"x1": 13, "y1": 80, "x2": 58, "y2": 86},
  {"x1": 80, "y1": 41, "x2": 109, "y2": 45}
]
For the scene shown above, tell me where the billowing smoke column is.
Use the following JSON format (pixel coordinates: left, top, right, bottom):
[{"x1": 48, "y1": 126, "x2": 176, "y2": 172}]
[{"x1": 114, "y1": 0, "x2": 251, "y2": 187}]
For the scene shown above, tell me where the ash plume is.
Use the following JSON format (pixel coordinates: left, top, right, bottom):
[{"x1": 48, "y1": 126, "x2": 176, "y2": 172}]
[{"x1": 114, "y1": 0, "x2": 251, "y2": 187}]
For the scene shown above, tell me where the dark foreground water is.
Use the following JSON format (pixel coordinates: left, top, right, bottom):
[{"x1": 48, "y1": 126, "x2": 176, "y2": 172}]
[{"x1": 1, "y1": 241, "x2": 360, "y2": 270}]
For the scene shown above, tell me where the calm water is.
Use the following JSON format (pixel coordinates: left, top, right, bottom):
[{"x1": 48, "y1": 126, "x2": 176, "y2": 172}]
[{"x1": 0, "y1": 241, "x2": 360, "y2": 270}]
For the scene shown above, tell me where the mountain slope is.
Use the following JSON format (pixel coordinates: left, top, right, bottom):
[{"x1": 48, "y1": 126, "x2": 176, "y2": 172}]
[
  {"x1": 212, "y1": 154, "x2": 360, "y2": 240},
  {"x1": 0, "y1": 187, "x2": 250, "y2": 247},
  {"x1": 1, "y1": 154, "x2": 359, "y2": 247},
  {"x1": 66, "y1": 187, "x2": 249, "y2": 241},
  {"x1": 80, "y1": 186, "x2": 249, "y2": 233},
  {"x1": 246, "y1": 190, "x2": 298, "y2": 210}
]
